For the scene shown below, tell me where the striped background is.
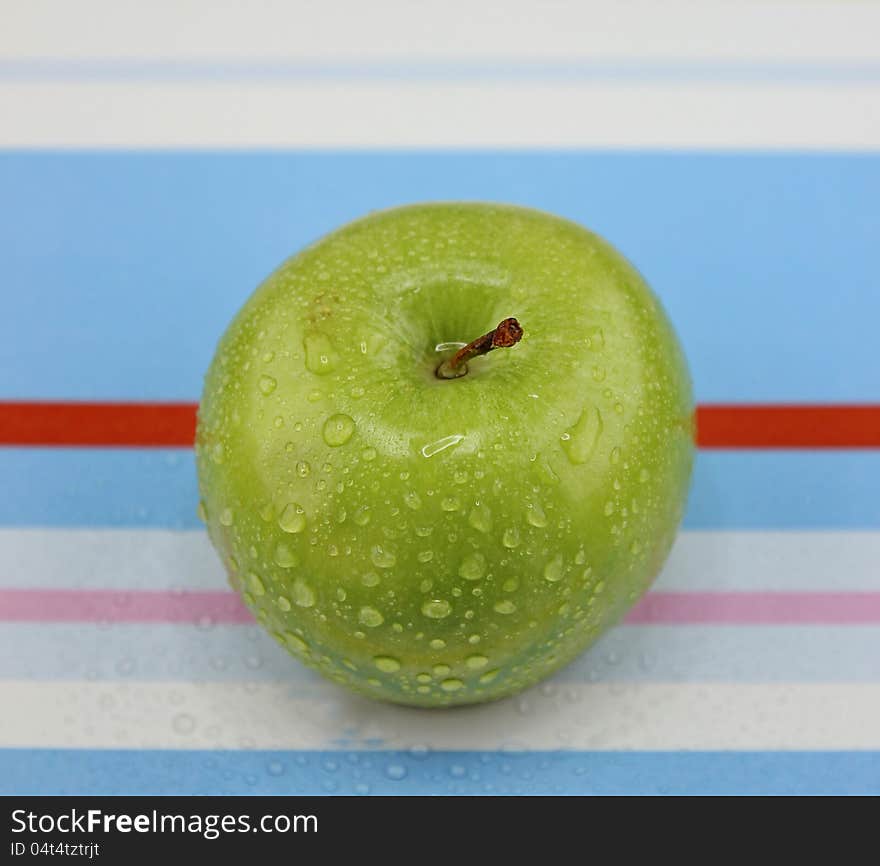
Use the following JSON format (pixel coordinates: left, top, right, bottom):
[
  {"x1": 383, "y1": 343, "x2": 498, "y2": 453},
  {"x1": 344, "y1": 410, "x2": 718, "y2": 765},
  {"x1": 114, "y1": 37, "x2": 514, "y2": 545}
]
[{"x1": 1, "y1": 1, "x2": 879, "y2": 795}]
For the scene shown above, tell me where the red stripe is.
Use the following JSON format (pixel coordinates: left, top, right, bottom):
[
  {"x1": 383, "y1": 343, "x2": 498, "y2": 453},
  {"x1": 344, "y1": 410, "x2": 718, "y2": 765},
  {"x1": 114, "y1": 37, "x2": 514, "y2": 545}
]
[
  {"x1": 2, "y1": 588, "x2": 879, "y2": 625},
  {"x1": 0, "y1": 401, "x2": 878, "y2": 449},
  {"x1": 695, "y1": 404, "x2": 880, "y2": 449}
]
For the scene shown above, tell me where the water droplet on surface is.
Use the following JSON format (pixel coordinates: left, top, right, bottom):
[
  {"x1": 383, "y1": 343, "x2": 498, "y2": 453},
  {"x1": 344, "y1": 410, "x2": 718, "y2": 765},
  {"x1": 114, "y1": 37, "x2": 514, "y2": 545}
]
[
  {"x1": 374, "y1": 655, "x2": 401, "y2": 673},
  {"x1": 561, "y1": 406, "x2": 603, "y2": 465},
  {"x1": 502, "y1": 576, "x2": 519, "y2": 592},
  {"x1": 248, "y1": 573, "x2": 266, "y2": 596},
  {"x1": 210, "y1": 442, "x2": 225, "y2": 464},
  {"x1": 258, "y1": 375, "x2": 277, "y2": 395},
  {"x1": 441, "y1": 495, "x2": 461, "y2": 512},
  {"x1": 466, "y1": 654, "x2": 489, "y2": 669},
  {"x1": 543, "y1": 553, "x2": 564, "y2": 582},
  {"x1": 296, "y1": 461, "x2": 311, "y2": 477},
  {"x1": 361, "y1": 447, "x2": 377, "y2": 462},
  {"x1": 291, "y1": 578, "x2": 316, "y2": 608},
  {"x1": 421, "y1": 599, "x2": 452, "y2": 619},
  {"x1": 603, "y1": 501, "x2": 615, "y2": 517},
  {"x1": 370, "y1": 545, "x2": 397, "y2": 569},
  {"x1": 276, "y1": 595, "x2": 291, "y2": 612},
  {"x1": 458, "y1": 552, "x2": 486, "y2": 581},
  {"x1": 610, "y1": 446, "x2": 621, "y2": 465},
  {"x1": 585, "y1": 326, "x2": 605, "y2": 350},
  {"x1": 417, "y1": 550, "x2": 434, "y2": 563},
  {"x1": 479, "y1": 669, "x2": 500, "y2": 683},
  {"x1": 303, "y1": 332, "x2": 339, "y2": 375},
  {"x1": 420, "y1": 434, "x2": 464, "y2": 458},
  {"x1": 429, "y1": 638, "x2": 446, "y2": 649},
  {"x1": 502, "y1": 527, "x2": 521, "y2": 549},
  {"x1": 385, "y1": 763, "x2": 407, "y2": 780},
  {"x1": 359, "y1": 606, "x2": 384, "y2": 628},
  {"x1": 493, "y1": 600, "x2": 517, "y2": 615},
  {"x1": 278, "y1": 503, "x2": 306, "y2": 534},
  {"x1": 219, "y1": 507, "x2": 233, "y2": 526},
  {"x1": 172, "y1": 713, "x2": 195, "y2": 735},
  {"x1": 267, "y1": 760, "x2": 284, "y2": 777},
  {"x1": 468, "y1": 503, "x2": 493, "y2": 533},
  {"x1": 639, "y1": 467, "x2": 651, "y2": 483},
  {"x1": 354, "y1": 506, "x2": 371, "y2": 526},
  {"x1": 441, "y1": 678, "x2": 464, "y2": 692},
  {"x1": 322, "y1": 414, "x2": 355, "y2": 447},
  {"x1": 404, "y1": 490, "x2": 422, "y2": 510}
]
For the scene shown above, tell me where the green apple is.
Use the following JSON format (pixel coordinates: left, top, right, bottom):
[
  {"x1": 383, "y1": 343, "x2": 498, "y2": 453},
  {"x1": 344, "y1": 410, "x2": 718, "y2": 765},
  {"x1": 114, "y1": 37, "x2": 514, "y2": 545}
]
[{"x1": 196, "y1": 203, "x2": 693, "y2": 707}]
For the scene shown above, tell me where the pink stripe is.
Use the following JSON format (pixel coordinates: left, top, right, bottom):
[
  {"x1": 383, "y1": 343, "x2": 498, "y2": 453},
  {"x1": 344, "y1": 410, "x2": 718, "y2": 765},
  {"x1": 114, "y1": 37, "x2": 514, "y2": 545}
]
[
  {"x1": 625, "y1": 591, "x2": 880, "y2": 625},
  {"x1": 0, "y1": 589, "x2": 254, "y2": 624},
  {"x1": 1, "y1": 589, "x2": 880, "y2": 626}
]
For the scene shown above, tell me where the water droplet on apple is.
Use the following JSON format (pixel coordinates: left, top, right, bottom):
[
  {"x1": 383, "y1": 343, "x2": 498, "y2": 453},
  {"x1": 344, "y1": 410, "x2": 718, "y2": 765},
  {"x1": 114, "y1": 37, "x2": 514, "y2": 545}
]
[
  {"x1": 370, "y1": 545, "x2": 397, "y2": 568},
  {"x1": 359, "y1": 606, "x2": 384, "y2": 627},
  {"x1": 591, "y1": 365, "x2": 606, "y2": 382},
  {"x1": 322, "y1": 414, "x2": 355, "y2": 447},
  {"x1": 441, "y1": 678, "x2": 464, "y2": 692},
  {"x1": 420, "y1": 434, "x2": 464, "y2": 458},
  {"x1": 441, "y1": 495, "x2": 461, "y2": 512},
  {"x1": 543, "y1": 553, "x2": 564, "y2": 582},
  {"x1": 361, "y1": 572, "x2": 380, "y2": 587},
  {"x1": 277, "y1": 595, "x2": 291, "y2": 611},
  {"x1": 610, "y1": 446, "x2": 621, "y2": 465},
  {"x1": 278, "y1": 503, "x2": 306, "y2": 533},
  {"x1": 219, "y1": 507, "x2": 233, "y2": 526},
  {"x1": 561, "y1": 406, "x2": 603, "y2": 465},
  {"x1": 274, "y1": 543, "x2": 298, "y2": 568},
  {"x1": 494, "y1": 600, "x2": 516, "y2": 615},
  {"x1": 284, "y1": 631, "x2": 308, "y2": 653},
  {"x1": 585, "y1": 326, "x2": 605, "y2": 350},
  {"x1": 639, "y1": 467, "x2": 651, "y2": 483},
  {"x1": 468, "y1": 503, "x2": 493, "y2": 533},
  {"x1": 502, "y1": 527, "x2": 521, "y2": 548},
  {"x1": 303, "y1": 332, "x2": 339, "y2": 375},
  {"x1": 421, "y1": 599, "x2": 452, "y2": 619},
  {"x1": 291, "y1": 578, "x2": 316, "y2": 608},
  {"x1": 296, "y1": 461, "x2": 311, "y2": 477},
  {"x1": 430, "y1": 638, "x2": 446, "y2": 649},
  {"x1": 479, "y1": 669, "x2": 500, "y2": 683},
  {"x1": 259, "y1": 375, "x2": 277, "y2": 395},
  {"x1": 354, "y1": 505, "x2": 371, "y2": 525},
  {"x1": 525, "y1": 501, "x2": 547, "y2": 527},
  {"x1": 248, "y1": 573, "x2": 266, "y2": 596},
  {"x1": 502, "y1": 576, "x2": 519, "y2": 592},
  {"x1": 458, "y1": 552, "x2": 486, "y2": 581},
  {"x1": 210, "y1": 442, "x2": 225, "y2": 464},
  {"x1": 603, "y1": 501, "x2": 615, "y2": 517},
  {"x1": 361, "y1": 447, "x2": 377, "y2": 461},
  {"x1": 466, "y1": 654, "x2": 489, "y2": 669},
  {"x1": 433, "y1": 663, "x2": 451, "y2": 676},
  {"x1": 373, "y1": 655, "x2": 400, "y2": 673},
  {"x1": 404, "y1": 490, "x2": 422, "y2": 510},
  {"x1": 417, "y1": 550, "x2": 434, "y2": 563}
]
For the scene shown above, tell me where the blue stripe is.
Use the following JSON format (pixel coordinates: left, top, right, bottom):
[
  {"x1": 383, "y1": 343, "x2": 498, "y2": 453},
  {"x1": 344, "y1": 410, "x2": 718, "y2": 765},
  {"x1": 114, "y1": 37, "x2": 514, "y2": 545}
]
[
  {"x1": 1, "y1": 749, "x2": 877, "y2": 795},
  {"x1": 1, "y1": 449, "x2": 877, "y2": 529},
  {"x1": 4, "y1": 623, "x2": 879, "y2": 683},
  {"x1": 3, "y1": 59, "x2": 880, "y2": 83},
  {"x1": 1, "y1": 152, "x2": 878, "y2": 402}
]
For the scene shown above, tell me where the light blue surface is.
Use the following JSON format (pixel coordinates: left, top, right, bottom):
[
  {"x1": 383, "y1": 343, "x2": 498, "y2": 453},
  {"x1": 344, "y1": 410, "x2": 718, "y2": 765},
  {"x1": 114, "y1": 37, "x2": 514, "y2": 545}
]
[
  {"x1": 1, "y1": 152, "x2": 878, "y2": 402},
  {"x1": 3, "y1": 623, "x2": 879, "y2": 683},
  {"x1": 1, "y1": 448, "x2": 877, "y2": 529},
  {"x1": 2, "y1": 749, "x2": 878, "y2": 795}
]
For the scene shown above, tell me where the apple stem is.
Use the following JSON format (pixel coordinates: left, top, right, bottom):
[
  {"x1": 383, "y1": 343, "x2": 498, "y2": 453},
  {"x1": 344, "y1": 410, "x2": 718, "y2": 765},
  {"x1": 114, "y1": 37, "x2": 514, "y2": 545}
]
[{"x1": 436, "y1": 317, "x2": 523, "y2": 379}]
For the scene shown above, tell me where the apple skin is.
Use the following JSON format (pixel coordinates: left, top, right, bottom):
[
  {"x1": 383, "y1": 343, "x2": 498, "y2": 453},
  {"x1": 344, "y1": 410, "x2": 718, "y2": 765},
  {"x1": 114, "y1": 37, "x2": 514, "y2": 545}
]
[{"x1": 196, "y1": 203, "x2": 694, "y2": 707}]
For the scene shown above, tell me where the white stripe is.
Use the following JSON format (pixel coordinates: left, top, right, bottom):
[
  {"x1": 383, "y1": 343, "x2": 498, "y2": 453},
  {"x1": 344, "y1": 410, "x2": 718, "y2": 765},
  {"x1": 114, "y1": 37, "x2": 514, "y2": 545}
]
[
  {"x1": 2, "y1": 82, "x2": 880, "y2": 149},
  {"x1": 1, "y1": 680, "x2": 878, "y2": 750},
  {"x1": 1, "y1": 528, "x2": 876, "y2": 592},
  {"x1": 2, "y1": 1, "x2": 877, "y2": 64}
]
